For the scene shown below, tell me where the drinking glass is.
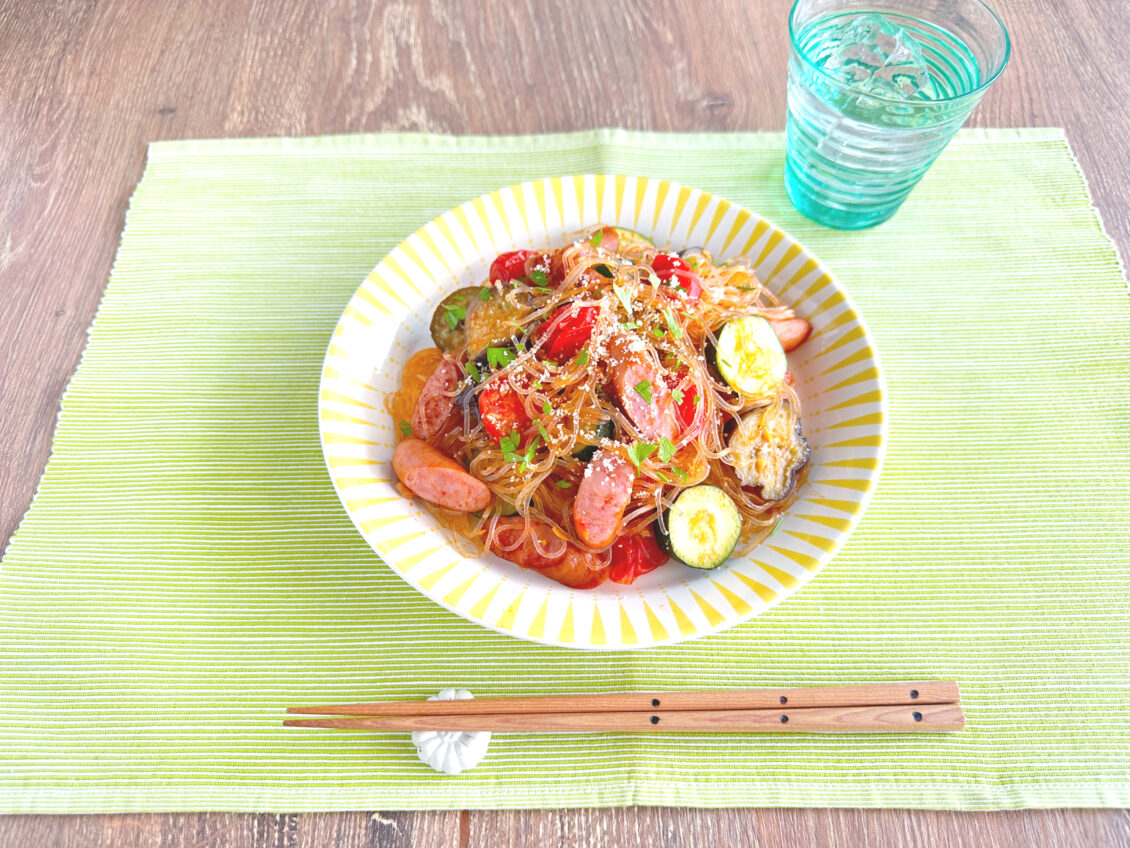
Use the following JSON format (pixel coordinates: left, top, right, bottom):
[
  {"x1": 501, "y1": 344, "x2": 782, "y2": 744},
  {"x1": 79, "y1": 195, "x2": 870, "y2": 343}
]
[{"x1": 785, "y1": 0, "x2": 1010, "y2": 229}]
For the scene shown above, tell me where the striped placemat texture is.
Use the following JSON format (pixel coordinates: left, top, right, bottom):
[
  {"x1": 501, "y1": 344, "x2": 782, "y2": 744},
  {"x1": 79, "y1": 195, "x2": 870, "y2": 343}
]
[{"x1": 1, "y1": 128, "x2": 1128, "y2": 812}]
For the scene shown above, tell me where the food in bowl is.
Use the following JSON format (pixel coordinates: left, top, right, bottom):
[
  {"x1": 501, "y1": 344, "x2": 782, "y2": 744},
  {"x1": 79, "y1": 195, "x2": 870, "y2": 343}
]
[{"x1": 387, "y1": 225, "x2": 813, "y2": 589}]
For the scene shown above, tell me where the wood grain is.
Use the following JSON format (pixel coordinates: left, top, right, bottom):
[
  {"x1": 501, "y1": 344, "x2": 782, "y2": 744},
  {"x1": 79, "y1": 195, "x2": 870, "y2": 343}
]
[
  {"x1": 284, "y1": 704, "x2": 966, "y2": 733},
  {"x1": 1, "y1": 0, "x2": 1128, "y2": 845}
]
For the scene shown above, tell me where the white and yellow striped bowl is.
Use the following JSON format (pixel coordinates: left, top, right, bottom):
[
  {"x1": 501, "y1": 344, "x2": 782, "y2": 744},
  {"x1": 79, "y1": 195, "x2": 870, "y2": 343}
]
[{"x1": 319, "y1": 175, "x2": 885, "y2": 650}]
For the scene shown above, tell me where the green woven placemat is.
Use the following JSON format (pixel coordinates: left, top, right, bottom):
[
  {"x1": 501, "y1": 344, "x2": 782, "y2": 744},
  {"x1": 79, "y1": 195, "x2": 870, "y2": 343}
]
[{"x1": 2, "y1": 128, "x2": 1128, "y2": 812}]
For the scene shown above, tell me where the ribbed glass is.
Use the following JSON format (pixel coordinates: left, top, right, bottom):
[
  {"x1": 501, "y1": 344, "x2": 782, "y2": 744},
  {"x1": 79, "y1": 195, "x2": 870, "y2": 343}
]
[{"x1": 785, "y1": 0, "x2": 1010, "y2": 229}]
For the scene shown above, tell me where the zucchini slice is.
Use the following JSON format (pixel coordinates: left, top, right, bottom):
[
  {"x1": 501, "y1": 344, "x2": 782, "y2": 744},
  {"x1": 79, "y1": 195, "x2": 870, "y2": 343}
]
[
  {"x1": 727, "y1": 403, "x2": 810, "y2": 502},
  {"x1": 572, "y1": 418, "x2": 614, "y2": 461},
  {"x1": 713, "y1": 315, "x2": 787, "y2": 399},
  {"x1": 661, "y1": 485, "x2": 742, "y2": 570}
]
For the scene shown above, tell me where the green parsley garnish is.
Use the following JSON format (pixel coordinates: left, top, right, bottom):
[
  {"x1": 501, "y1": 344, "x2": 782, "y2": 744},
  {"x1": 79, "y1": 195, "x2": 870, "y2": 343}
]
[
  {"x1": 633, "y1": 379, "x2": 653, "y2": 403},
  {"x1": 478, "y1": 287, "x2": 493, "y2": 301},
  {"x1": 658, "y1": 437, "x2": 676, "y2": 463},
  {"x1": 398, "y1": 421, "x2": 412, "y2": 438},
  {"x1": 541, "y1": 400, "x2": 552, "y2": 415},
  {"x1": 693, "y1": 393, "x2": 702, "y2": 406},
  {"x1": 499, "y1": 429, "x2": 521, "y2": 457},
  {"x1": 590, "y1": 228, "x2": 603, "y2": 247},
  {"x1": 656, "y1": 471, "x2": 671, "y2": 484},
  {"x1": 671, "y1": 467, "x2": 688, "y2": 480},
  {"x1": 443, "y1": 301, "x2": 467, "y2": 330},
  {"x1": 553, "y1": 479, "x2": 573, "y2": 489},
  {"x1": 671, "y1": 388, "x2": 684, "y2": 404},
  {"x1": 663, "y1": 306, "x2": 683, "y2": 340},
  {"x1": 621, "y1": 321, "x2": 640, "y2": 331},
  {"x1": 613, "y1": 282, "x2": 634, "y2": 317},
  {"x1": 536, "y1": 420, "x2": 550, "y2": 441},
  {"x1": 651, "y1": 327, "x2": 665, "y2": 339},
  {"x1": 575, "y1": 348, "x2": 589, "y2": 367},
  {"x1": 626, "y1": 442, "x2": 657, "y2": 468},
  {"x1": 487, "y1": 347, "x2": 517, "y2": 370},
  {"x1": 533, "y1": 380, "x2": 542, "y2": 390},
  {"x1": 529, "y1": 269, "x2": 548, "y2": 287},
  {"x1": 465, "y1": 361, "x2": 481, "y2": 382}
]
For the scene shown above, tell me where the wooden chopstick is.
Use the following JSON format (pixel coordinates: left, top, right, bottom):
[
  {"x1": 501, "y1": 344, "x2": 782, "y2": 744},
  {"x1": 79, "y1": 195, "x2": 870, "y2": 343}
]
[
  {"x1": 284, "y1": 703, "x2": 964, "y2": 733},
  {"x1": 286, "y1": 681, "x2": 959, "y2": 717}
]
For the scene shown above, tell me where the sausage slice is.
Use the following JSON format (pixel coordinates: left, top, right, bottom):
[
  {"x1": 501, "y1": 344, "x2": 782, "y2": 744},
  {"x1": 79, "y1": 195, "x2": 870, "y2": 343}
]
[
  {"x1": 410, "y1": 358, "x2": 460, "y2": 442},
  {"x1": 572, "y1": 447, "x2": 636, "y2": 550},
  {"x1": 392, "y1": 438, "x2": 491, "y2": 512},
  {"x1": 490, "y1": 518, "x2": 610, "y2": 589}
]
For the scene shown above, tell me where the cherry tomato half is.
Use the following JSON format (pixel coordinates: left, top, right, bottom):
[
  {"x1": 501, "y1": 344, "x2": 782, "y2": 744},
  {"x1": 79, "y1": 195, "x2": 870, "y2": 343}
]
[
  {"x1": 478, "y1": 381, "x2": 532, "y2": 440},
  {"x1": 536, "y1": 305, "x2": 599, "y2": 362},
  {"x1": 665, "y1": 370, "x2": 700, "y2": 431},
  {"x1": 609, "y1": 528, "x2": 669, "y2": 585},
  {"x1": 489, "y1": 250, "x2": 536, "y2": 284},
  {"x1": 650, "y1": 254, "x2": 703, "y2": 303}
]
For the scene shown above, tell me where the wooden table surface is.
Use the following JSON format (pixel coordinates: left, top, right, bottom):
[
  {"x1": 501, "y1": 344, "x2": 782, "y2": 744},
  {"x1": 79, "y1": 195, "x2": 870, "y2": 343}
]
[{"x1": 2, "y1": 0, "x2": 1128, "y2": 845}]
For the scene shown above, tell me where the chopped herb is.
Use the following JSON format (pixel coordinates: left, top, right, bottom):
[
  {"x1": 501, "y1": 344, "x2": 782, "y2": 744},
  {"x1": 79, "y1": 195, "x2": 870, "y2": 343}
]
[
  {"x1": 658, "y1": 437, "x2": 676, "y2": 463},
  {"x1": 633, "y1": 379, "x2": 653, "y2": 403},
  {"x1": 647, "y1": 270, "x2": 661, "y2": 287},
  {"x1": 398, "y1": 421, "x2": 413, "y2": 438},
  {"x1": 651, "y1": 327, "x2": 665, "y2": 339},
  {"x1": 529, "y1": 269, "x2": 548, "y2": 287},
  {"x1": 693, "y1": 393, "x2": 702, "y2": 406},
  {"x1": 533, "y1": 380, "x2": 542, "y2": 390},
  {"x1": 663, "y1": 307, "x2": 683, "y2": 339},
  {"x1": 735, "y1": 285, "x2": 759, "y2": 291},
  {"x1": 553, "y1": 479, "x2": 573, "y2": 489},
  {"x1": 671, "y1": 467, "x2": 689, "y2": 480},
  {"x1": 590, "y1": 228, "x2": 603, "y2": 247},
  {"x1": 499, "y1": 429, "x2": 521, "y2": 457},
  {"x1": 487, "y1": 347, "x2": 516, "y2": 370},
  {"x1": 718, "y1": 354, "x2": 733, "y2": 369},
  {"x1": 478, "y1": 287, "x2": 493, "y2": 301},
  {"x1": 536, "y1": 420, "x2": 550, "y2": 441},
  {"x1": 626, "y1": 442, "x2": 657, "y2": 468},
  {"x1": 443, "y1": 302, "x2": 467, "y2": 330},
  {"x1": 520, "y1": 434, "x2": 542, "y2": 470},
  {"x1": 612, "y1": 282, "x2": 634, "y2": 317},
  {"x1": 671, "y1": 388, "x2": 684, "y2": 404},
  {"x1": 770, "y1": 516, "x2": 783, "y2": 536},
  {"x1": 465, "y1": 361, "x2": 481, "y2": 382},
  {"x1": 594, "y1": 263, "x2": 615, "y2": 278},
  {"x1": 541, "y1": 400, "x2": 552, "y2": 415},
  {"x1": 656, "y1": 471, "x2": 671, "y2": 484},
  {"x1": 514, "y1": 338, "x2": 526, "y2": 352},
  {"x1": 621, "y1": 321, "x2": 640, "y2": 331},
  {"x1": 575, "y1": 348, "x2": 589, "y2": 367}
]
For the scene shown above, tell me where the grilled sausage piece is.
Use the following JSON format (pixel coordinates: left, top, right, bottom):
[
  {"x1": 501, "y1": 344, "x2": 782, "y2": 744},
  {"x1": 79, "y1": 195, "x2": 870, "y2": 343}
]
[
  {"x1": 606, "y1": 335, "x2": 679, "y2": 442},
  {"x1": 410, "y1": 358, "x2": 460, "y2": 442},
  {"x1": 392, "y1": 438, "x2": 491, "y2": 512},
  {"x1": 769, "y1": 317, "x2": 812, "y2": 353},
  {"x1": 572, "y1": 448, "x2": 636, "y2": 550},
  {"x1": 489, "y1": 518, "x2": 610, "y2": 589}
]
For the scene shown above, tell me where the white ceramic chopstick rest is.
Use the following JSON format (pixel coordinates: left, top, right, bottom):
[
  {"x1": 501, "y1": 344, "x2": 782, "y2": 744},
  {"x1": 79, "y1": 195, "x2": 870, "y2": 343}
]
[{"x1": 412, "y1": 689, "x2": 491, "y2": 775}]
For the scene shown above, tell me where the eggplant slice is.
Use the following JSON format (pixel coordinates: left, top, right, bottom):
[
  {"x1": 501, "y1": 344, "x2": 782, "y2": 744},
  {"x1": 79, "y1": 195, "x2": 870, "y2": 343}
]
[
  {"x1": 727, "y1": 402, "x2": 810, "y2": 502},
  {"x1": 429, "y1": 287, "x2": 485, "y2": 352}
]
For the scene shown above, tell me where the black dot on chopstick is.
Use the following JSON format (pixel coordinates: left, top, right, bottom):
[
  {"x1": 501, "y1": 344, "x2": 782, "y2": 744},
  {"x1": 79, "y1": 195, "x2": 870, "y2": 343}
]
[
  {"x1": 913, "y1": 711, "x2": 923, "y2": 722},
  {"x1": 779, "y1": 696, "x2": 788, "y2": 704},
  {"x1": 650, "y1": 715, "x2": 660, "y2": 724},
  {"x1": 652, "y1": 698, "x2": 660, "y2": 707},
  {"x1": 910, "y1": 689, "x2": 919, "y2": 699},
  {"x1": 780, "y1": 714, "x2": 789, "y2": 724}
]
